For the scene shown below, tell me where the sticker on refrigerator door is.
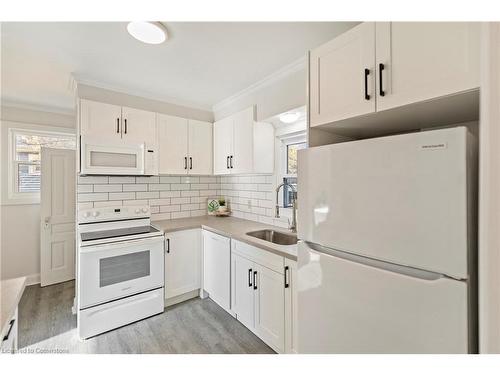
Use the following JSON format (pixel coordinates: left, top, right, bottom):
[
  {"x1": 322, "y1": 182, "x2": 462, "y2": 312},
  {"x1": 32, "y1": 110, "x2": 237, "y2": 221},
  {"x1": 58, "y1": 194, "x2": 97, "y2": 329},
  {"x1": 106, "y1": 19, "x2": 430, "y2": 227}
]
[{"x1": 420, "y1": 142, "x2": 447, "y2": 151}]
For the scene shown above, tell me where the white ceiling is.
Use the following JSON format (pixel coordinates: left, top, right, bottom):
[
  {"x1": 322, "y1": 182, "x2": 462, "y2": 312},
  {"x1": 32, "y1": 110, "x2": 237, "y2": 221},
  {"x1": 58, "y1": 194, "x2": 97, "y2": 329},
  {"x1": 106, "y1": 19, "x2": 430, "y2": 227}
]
[{"x1": 1, "y1": 22, "x2": 358, "y2": 112}]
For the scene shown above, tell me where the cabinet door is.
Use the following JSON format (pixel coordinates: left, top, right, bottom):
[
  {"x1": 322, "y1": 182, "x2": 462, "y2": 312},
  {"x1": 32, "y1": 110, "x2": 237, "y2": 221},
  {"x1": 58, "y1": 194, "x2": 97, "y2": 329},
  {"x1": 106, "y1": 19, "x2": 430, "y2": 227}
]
[
  {"x1": 284, "y1": 259, "x2": 298, "y2": 354},
  {"x1": 121, "y1": 106, "x2": 157, "y2": 145},
  {"x1": 232, "y1": 107, "x2": 254, "y2": 174},
  {"x1": 376, "y1": 22, "x2": 480, "y2": 111},
  {"x1": 231, "y1": 253, "x2": 255, "y2": 329},
  {"x1": 213, "y1": 117, "x2": 233, "y2": 175},
  {"x1": 165, "y1": 229, "x2": 201, "y2": 299},
  {"x1": 254, "y1": 264, "x2": 285, "y2": 353},
  {"x1": 188, "y1": 120, "x2": 213, "y2": 175},
  {"x1": 157, "y1": 114, "x2": 189, "y2": 175},
  {"x1": 309, "y1": 22, "x2": 376, "y2": 127},
  {"x1": 80, "y1": 99, "x2": 122, "y2": 140},
  {"x1": 203, "y1": 231, "x2": 231, "y2": 311}
]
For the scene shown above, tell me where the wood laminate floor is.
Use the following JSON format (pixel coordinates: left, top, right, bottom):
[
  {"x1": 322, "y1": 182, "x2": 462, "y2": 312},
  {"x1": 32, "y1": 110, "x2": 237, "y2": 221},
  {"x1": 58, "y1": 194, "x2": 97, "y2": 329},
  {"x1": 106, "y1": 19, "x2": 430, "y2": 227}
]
[{"x1": 17, "y1": 281, "x2": 274, "y2": 354}]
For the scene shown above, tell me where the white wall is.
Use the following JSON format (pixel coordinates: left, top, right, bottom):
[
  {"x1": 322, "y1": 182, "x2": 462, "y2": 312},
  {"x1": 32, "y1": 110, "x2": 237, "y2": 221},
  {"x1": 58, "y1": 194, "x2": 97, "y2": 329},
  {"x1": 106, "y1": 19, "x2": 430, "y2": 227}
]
[{"x1": 0, "y1": 105, "x2": 75, "y2": 282}]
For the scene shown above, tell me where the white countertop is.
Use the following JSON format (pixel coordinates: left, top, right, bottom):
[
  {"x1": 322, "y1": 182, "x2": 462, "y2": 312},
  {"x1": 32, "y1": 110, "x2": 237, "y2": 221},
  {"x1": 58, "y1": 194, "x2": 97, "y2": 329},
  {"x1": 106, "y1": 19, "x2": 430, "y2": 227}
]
[{"x1": 153, "y1": 216, "x2": 298, "y2": 261}]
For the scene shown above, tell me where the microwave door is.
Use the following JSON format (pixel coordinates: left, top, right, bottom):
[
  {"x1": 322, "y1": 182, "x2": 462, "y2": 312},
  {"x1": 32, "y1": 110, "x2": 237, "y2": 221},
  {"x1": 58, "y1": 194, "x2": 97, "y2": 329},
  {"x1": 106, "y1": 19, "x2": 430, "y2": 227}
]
[{"x1": 80, "y1": 137, "x2": 145, "y2": 175}]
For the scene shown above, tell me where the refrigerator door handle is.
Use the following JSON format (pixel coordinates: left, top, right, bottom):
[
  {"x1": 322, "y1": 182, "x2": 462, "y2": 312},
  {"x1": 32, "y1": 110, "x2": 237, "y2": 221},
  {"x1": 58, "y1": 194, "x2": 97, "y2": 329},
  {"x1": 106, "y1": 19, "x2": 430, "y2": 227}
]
[{"x1": 303, "y1": 241, "x2": 455, "y2": 281}]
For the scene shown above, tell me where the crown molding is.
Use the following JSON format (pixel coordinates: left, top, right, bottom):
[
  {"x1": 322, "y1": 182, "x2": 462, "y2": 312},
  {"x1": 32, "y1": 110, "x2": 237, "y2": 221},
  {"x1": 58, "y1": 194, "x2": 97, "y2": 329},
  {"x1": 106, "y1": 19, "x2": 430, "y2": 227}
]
[
  {"x1": 72, "y1": 75, "x2": 213, "y2": 112},
  {"x1": 0, "y1": 98, "x2": 76, "y2": 116},
  {"x1": 212, "y1": 56, "x2": 307, "y2": 114}
]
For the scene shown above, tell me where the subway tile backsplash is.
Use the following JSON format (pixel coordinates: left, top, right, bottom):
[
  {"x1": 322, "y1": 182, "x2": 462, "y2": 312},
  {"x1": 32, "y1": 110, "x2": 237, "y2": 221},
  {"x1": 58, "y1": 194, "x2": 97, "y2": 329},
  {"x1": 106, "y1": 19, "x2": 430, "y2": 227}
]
[{"x1": 77, "y1": 174, "x2": 288, "y2": 228}]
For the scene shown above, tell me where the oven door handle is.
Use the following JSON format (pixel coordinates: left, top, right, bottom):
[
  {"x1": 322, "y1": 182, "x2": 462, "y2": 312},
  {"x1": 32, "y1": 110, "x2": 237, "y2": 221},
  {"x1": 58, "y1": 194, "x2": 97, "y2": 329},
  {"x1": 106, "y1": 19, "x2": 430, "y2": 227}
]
[{"x1": 79, "y1": 236, "x2": 164, "y2": 253}]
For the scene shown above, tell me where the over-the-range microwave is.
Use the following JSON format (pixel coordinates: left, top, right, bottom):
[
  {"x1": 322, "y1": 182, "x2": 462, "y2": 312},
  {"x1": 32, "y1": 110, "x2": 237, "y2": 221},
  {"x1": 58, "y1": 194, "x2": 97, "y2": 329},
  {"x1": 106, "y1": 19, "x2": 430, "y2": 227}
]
[{"x1": 79, "y1": 136, "x2": 157, "y2": 176}]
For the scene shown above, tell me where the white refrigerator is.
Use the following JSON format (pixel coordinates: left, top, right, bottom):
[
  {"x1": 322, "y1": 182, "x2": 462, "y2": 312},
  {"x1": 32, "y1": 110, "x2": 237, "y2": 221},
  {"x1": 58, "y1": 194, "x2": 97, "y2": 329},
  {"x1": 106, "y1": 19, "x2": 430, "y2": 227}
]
[{"x1": 297, "y1": 126, "x2": 477, "y2": 353}]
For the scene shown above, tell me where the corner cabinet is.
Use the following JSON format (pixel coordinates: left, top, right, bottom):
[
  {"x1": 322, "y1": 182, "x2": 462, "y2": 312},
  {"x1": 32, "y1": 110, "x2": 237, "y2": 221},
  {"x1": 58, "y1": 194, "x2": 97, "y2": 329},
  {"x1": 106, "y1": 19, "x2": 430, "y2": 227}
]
[
  {"x1": 309, "y1": 22, "x2": 480, "y2": 128},
  {"x1": 157, "y1": 114, "x2": 213, "y2": 175},
  {"x1": 213, "y1": 106, "x2": 274, "y2": 175},
  {"x1": 164, "y1": 229, "x2": 201, "y2": 300}
]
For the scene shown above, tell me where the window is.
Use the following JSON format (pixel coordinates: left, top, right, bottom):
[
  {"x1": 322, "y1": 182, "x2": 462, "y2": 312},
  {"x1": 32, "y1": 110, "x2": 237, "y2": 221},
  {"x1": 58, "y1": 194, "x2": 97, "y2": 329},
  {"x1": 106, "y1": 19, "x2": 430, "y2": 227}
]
[
  {"x1": 286, "y1": 142, "x2": 306, "y2": 175},
  {"x1": 10, "y1": 129, "x2": 76, "y2": 199},
  {"x1": 280, "y1": 140, "x2": 306, "y2": 208}
]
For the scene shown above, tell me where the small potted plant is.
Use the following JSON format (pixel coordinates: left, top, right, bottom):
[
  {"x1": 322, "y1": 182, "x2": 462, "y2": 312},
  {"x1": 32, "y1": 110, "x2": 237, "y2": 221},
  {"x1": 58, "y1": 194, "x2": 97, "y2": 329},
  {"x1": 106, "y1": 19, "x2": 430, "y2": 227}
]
[{"x1": 217, "y1": 198, "x2": 228, "y2": 213}]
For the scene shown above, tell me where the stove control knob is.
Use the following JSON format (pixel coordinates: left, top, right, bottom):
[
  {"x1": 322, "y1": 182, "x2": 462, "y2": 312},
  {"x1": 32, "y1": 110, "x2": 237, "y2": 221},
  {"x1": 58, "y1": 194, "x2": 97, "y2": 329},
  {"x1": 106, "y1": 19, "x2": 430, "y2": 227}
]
[
  {"x1": 135, "y1": 209, "x2": 141, "y2": 214},
  {"x1": 83, "y1": 212, "x2": 90, "y2": 218},
  {"x1": 141, "y1": 207, "x2": 148, "y2": 213},
  {"x1": 92, "y1": 211, "x2": 99, "y2": 218}
]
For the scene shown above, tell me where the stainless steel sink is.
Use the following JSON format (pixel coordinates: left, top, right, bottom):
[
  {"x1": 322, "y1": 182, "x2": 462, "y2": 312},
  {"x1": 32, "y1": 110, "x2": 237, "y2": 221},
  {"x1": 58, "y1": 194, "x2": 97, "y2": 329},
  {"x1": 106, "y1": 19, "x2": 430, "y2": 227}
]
[{"x1": 246, "y1": 230, "x2": 298, "y2": 246}]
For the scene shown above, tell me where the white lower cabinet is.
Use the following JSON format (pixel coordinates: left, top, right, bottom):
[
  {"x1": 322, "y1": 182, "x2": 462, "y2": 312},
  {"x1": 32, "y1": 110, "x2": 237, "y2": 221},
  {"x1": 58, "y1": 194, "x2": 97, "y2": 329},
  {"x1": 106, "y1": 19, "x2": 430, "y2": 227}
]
[
  {"x1": 284, "y1": 258, "x2": 298, "y2": 354},
  {"x1": 1, "y1": 307, "x2": 18, "y2": 353},
  {"x1": 231, "y1": 239, "x2": 293, "y2": 354},
  {"x1": 164, "y1": 229, "x2": 201, "y2": 300},
  {"x1": 202, "y1": 230, "x2": 231, "y2": 312}
]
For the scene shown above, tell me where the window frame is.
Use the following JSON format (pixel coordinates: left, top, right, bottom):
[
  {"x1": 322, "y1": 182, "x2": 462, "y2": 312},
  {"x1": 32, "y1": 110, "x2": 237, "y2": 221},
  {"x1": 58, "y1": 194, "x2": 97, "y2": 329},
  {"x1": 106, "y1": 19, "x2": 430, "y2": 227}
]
[{"x1": 7, "y1": 127, "x2": 76, "y2": 204}]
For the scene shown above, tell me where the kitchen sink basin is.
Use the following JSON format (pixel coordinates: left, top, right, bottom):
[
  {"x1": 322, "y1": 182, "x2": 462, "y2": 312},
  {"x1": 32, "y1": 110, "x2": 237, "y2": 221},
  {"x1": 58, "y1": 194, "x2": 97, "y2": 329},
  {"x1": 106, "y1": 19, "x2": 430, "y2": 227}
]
[{"x1": 246, "y1": 230, "x2": 298, "y2": 246}]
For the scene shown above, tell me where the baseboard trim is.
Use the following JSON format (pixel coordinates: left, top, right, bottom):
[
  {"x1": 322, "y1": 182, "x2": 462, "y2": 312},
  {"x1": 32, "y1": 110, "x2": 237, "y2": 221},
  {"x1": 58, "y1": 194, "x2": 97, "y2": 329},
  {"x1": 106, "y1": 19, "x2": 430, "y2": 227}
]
[
  {"x1": 25, "y1": 273, "x2": 40, "y2": 286},
  {"x1": 165, "y1": 289, "x2": 200, "y2": 307}
]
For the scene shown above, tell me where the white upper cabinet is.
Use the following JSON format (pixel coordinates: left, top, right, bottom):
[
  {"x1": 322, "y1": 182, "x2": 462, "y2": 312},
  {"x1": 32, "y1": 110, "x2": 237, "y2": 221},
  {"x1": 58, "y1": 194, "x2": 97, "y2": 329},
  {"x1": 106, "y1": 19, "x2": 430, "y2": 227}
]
[
  {"x1": 376, "y1": 22, "x2": 480, "y2": 111},
  {"x1": 309, "y1": 22, "x2": 376, "y2": 126},
  {"x1": 164, "y1": 229, "x2": 201, "y2": 300},
  {"x1": 80, "y1": 99, "x2": 123, "y2": 140},
  {"x1": 213, "y1": 106, "x2": 274, "y2": 175},
  {"x1": 213, "y1": 117, "x2": 233, "y2": 175},
  {"x1": 121, "y1": 106, "x2": 157, "y2": 146},
  {"x1": 158, "y1": 114, "x2": 213, "y2": 175},
  {"x1": 309, "y1": 22, "x2": 480, "y2": 128},
  {"x1": 188, "y1": 120, "x2": 213, "y2": 175},
  {"x1": 158, "y1": 114, "x2": 189, "y2": 174},
  {"x1": 231, "y1": 107, "x2": 255, "y2": 174},
  {"x1": 80, "y1": 100, "x2": 157, "y2": 145}
]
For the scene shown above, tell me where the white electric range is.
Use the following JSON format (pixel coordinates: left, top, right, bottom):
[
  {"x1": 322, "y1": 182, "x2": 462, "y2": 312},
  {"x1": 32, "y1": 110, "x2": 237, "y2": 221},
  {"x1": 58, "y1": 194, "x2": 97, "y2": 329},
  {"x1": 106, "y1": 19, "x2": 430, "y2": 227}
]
[{"x1": 76, "y1": 205, "x2": 165, "y2": 339}]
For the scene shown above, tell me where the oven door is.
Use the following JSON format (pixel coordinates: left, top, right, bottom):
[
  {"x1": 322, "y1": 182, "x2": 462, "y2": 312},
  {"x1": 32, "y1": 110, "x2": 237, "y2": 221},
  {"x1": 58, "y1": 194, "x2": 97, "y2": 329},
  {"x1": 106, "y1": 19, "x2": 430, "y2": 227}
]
[
  {"x1": 78, "y1": 236, "x2": 164, "y2": 309},
  {"x1": 80, "y1": 136, "x2": 145, "y2": 175}
]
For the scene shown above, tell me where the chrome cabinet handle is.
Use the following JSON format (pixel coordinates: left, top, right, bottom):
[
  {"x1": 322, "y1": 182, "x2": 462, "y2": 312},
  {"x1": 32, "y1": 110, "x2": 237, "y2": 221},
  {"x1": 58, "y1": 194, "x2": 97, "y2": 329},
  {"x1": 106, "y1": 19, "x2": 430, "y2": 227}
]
[
  {"x1": 284, "y1": 266, "x2": 290, "y2": 288},
  {"x1": 248, "y1": 268, "x2": 253, "y2": 287},
  {"x1": 253, "y1": 270, "x2": 257, "y2": 290}
]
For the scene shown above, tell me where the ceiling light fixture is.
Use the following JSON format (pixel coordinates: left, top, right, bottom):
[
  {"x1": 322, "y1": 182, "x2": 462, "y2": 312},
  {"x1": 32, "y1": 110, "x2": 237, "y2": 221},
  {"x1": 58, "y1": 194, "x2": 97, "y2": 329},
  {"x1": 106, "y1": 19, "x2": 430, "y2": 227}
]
[
  {"x1": 279, "y1": 112, "x2": 300, "y2": 124},
  {"x1": 127, "y1": 22, "x2": 168, "y2": 44}
]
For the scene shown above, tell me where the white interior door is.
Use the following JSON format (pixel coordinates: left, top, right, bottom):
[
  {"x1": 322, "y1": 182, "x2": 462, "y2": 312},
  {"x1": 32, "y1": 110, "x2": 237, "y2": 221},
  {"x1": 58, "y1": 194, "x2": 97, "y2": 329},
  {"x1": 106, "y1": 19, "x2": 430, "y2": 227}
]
[
  {"x1": 40, "y1": 148, "x2": 76, "y2": 287},
  {"x1": 188, "y1": 120, "x2": 213, "y2": 175}
]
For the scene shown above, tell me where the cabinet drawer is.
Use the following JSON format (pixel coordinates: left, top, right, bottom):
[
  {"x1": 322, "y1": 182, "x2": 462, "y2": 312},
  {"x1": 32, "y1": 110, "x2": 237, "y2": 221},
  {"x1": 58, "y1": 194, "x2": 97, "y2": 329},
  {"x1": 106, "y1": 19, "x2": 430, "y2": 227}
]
[{"x1": 232, "y1": 240, "x2": 284, "y2": 274}]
